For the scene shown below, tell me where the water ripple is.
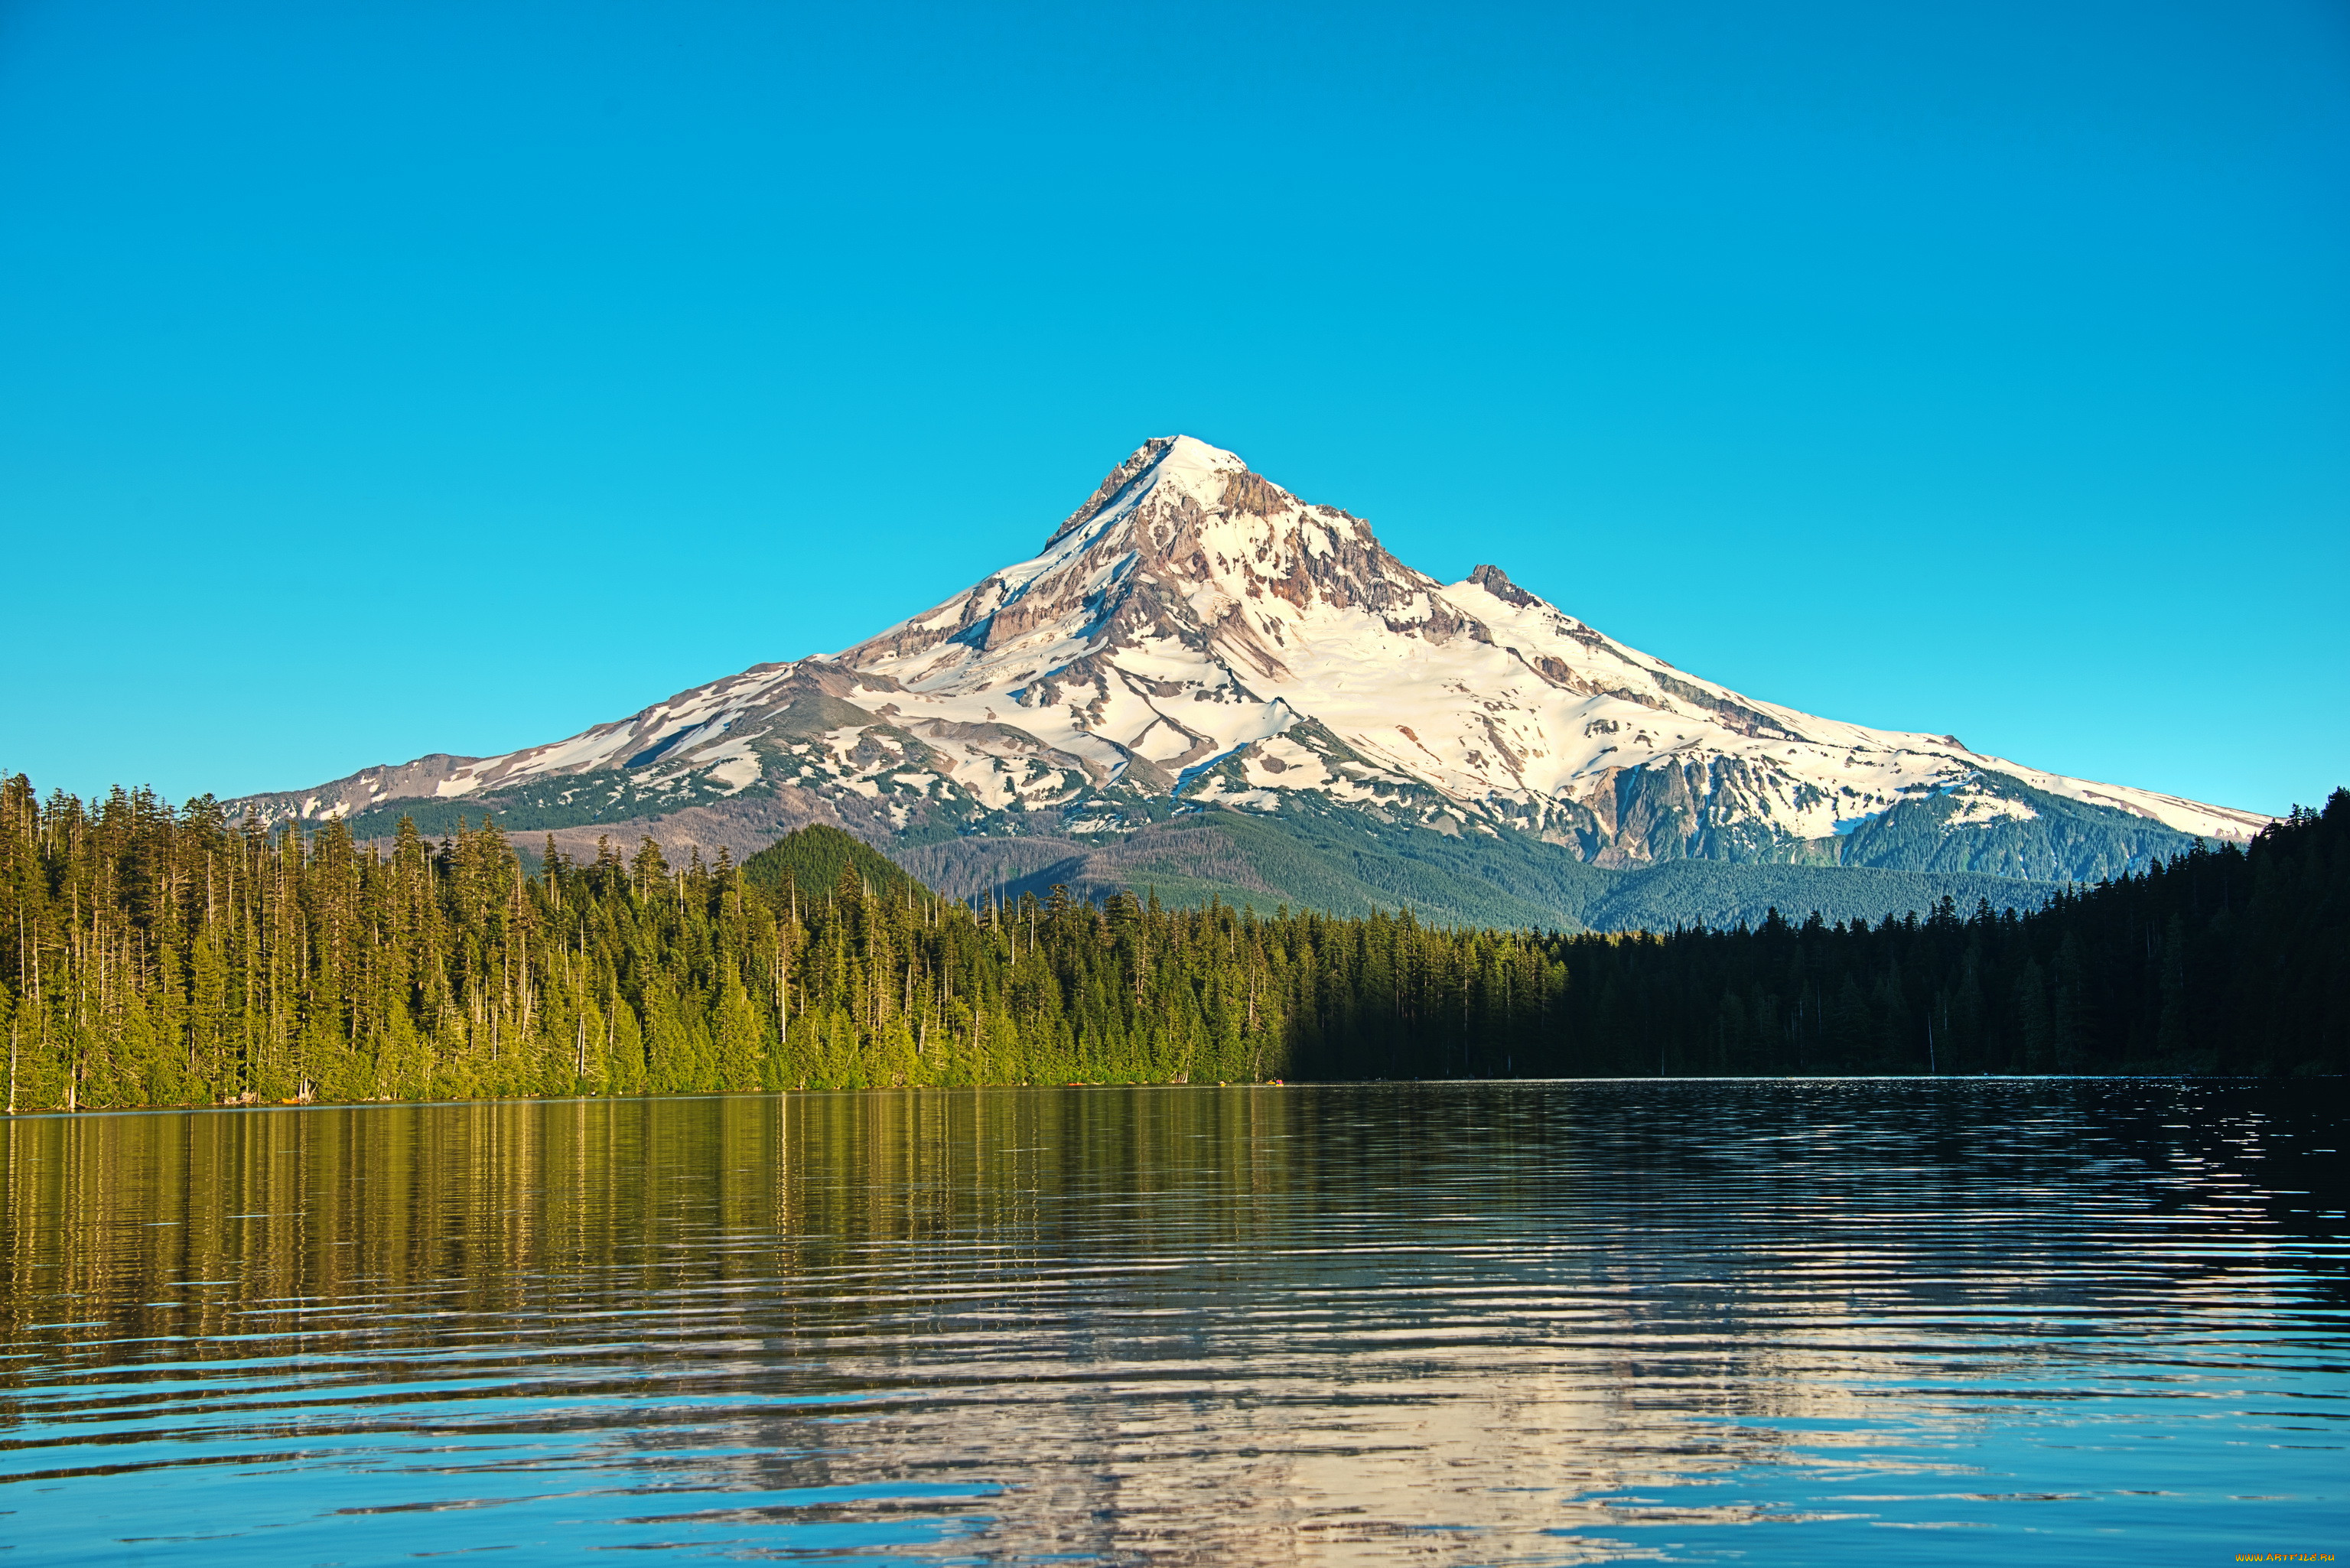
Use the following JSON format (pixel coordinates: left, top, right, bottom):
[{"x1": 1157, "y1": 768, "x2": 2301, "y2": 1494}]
[{"x1": 0, "y1": 1078, "x2": 2342, "y2": 1563}]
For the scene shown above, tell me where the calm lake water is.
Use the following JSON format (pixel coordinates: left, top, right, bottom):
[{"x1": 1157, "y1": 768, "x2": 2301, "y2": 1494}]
[{"x1": 1, "y1": 1080, "x2": 2341, "y2": 1566}]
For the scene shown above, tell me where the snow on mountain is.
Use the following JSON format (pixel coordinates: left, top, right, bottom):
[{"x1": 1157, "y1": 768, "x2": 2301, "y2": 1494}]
[{"x1": 242, "y1": 436, "x2": 2267, "y2": 877}]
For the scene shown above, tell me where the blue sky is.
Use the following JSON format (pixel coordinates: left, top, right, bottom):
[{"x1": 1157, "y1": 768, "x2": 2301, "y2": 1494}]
[{"x1": 3, "y1": 0, "x2": 2345, "y2": 816}]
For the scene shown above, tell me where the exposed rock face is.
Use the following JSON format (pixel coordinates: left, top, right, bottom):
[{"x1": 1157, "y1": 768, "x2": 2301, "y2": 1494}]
[{"x1": 234, "y1": 436, "x2": 2268, "y2": 882}]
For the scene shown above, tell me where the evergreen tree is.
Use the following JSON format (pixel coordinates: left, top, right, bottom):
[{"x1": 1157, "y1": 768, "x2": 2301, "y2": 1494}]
[{"x1": 0, "y1": 776, "x2": 2342, "y2": 1112}]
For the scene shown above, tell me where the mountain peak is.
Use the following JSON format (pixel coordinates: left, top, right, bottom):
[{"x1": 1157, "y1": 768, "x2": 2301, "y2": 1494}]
[{"x1": 1043, "y1": 434, "x2": 1249, "y2": 550}]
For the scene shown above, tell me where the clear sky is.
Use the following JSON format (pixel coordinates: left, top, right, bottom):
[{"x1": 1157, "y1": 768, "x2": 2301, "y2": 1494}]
[{"x1": 3, "y1": 0, "x2": 2345, "y2": 817}]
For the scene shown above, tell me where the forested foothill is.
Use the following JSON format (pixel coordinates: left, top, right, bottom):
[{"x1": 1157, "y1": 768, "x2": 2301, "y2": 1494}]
[{"x1": 1, "y1": 773, "x2": 2341, "y2": 1113}]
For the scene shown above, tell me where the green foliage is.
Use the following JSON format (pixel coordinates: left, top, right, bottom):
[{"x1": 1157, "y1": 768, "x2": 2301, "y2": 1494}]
[
  {"x1": 1834, "y1": 776, "x2": 2202, "y2": 880},
  {"x1": 1060, "y1": 810, "x2": 1595, "y2": 929},
  {"x1": 0, "y1": 772, "x2": 2339, "y2": 1114},
  {"x1": 1516, "y1": 792, "x2": 2349, "y2": 1080},
  {"x1": 742, "y1": 824, "x2": 923, "y2": 906},
  {"x1": 0, "y1": 781, "x2": 1295, "y2": 1109},
  {"x1": 979, "y1": 807, "x2": 2052, "y2": 934},
  {"x1": 1578, "y1": 858, "x2": 2049, "y2": 932},
  {"x1": 1209, "y1": 812, "x2": 1606, "y2": 927}
]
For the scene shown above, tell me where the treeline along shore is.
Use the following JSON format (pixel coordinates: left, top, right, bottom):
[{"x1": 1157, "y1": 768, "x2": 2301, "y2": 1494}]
[{"x1": 1, "y1": 772, "x2": 2342, "y2": 1112}]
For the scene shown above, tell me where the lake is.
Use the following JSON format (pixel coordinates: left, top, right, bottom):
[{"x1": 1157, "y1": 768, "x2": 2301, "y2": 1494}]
[{"x1": 0, "y1": 1079, "x2": 2340, "y2": 1564}]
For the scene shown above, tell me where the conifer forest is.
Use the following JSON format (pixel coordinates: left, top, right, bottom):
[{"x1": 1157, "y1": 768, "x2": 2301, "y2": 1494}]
[{"x1": 0, "y1": 772, "x2": 2342, "y2": 1114}]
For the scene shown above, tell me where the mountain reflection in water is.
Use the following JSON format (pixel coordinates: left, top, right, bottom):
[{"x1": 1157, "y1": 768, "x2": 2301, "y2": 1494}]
[{"x1": 1, "y1": 1079, "x2": 2341, "y2": 1565}]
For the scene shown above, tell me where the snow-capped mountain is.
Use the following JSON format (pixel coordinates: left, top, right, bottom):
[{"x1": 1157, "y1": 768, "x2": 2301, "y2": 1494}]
[{"x1": 238, "y1": 437, "x2": 2265, "y2": 915}]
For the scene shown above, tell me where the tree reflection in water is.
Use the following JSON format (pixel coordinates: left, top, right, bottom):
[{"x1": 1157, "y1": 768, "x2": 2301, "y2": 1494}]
[{"x1": 1, "y1": 1079, "x2": 2342, "y2": 1564}]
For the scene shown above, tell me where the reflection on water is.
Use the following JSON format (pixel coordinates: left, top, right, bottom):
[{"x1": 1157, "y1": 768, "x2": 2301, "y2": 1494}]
[{"x1": 0, "y1": 1080, "x2": 2341, "y2": 1564}]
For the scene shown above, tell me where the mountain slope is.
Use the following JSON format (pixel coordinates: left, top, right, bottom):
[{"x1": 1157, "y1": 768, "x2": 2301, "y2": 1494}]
[
  {"x1": 890, "y1": 806, "x2": 2062, "y2": 934},
  {"x1": 232, "y1": 436, "x2": 2266, "y2": 928},
  {"x1": 741, "y1": 824, "x2": 925, "y2": 905}
]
